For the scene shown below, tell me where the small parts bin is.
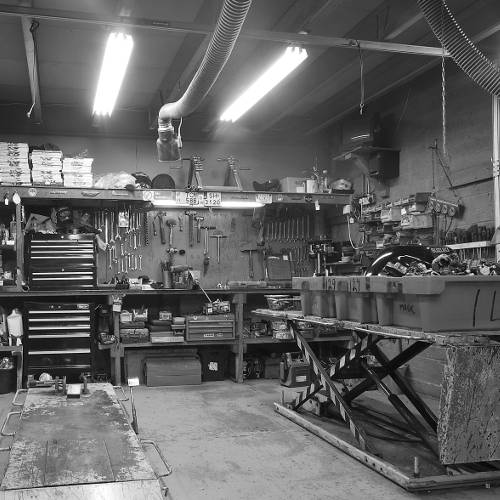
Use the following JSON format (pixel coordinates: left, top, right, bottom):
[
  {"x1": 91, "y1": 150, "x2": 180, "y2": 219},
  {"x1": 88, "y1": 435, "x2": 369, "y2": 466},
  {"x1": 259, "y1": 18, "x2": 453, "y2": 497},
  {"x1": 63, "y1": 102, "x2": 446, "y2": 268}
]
[
  {"x1": 371, "y1": 275, "x2": 500, "y2": 331},
  {"x1": 330, "y1": 276, "x2": 378, "y2": 323},
  {"x1": 292, "y1": 277, "x2": 336, "y2": 318}
]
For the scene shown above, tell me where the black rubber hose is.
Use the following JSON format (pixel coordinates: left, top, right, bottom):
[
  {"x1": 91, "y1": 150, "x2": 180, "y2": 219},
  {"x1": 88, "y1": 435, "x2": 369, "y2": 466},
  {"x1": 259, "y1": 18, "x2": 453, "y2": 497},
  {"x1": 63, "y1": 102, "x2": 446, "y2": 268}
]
[
  {"x1": 157, "y1": 0, "x2": 252, "y2": 161},
  {"x1": 416, "y1": 0, "x2": 500, "y2": 96}
]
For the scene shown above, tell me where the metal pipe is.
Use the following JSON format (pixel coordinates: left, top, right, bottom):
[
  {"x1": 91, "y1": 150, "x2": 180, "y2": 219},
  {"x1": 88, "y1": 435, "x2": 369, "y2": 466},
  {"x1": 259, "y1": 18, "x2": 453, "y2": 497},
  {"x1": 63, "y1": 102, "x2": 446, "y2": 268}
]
[
  {"x1": 0, "y1": 3, "x2": 449, "y2": 57},
  {"x1": 157, "y1": 0, "x2": 252, "y2": 161},
  {"x1": 493, "y1": 96, "x2": 500, "y2": 261}
]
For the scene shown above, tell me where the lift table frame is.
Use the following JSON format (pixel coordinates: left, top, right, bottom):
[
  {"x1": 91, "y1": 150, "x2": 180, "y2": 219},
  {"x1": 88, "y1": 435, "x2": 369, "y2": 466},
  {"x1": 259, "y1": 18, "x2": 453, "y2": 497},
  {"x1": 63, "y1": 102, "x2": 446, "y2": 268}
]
[{"x1": 253, "y1": 309, "x2": 500, "y2": 492}]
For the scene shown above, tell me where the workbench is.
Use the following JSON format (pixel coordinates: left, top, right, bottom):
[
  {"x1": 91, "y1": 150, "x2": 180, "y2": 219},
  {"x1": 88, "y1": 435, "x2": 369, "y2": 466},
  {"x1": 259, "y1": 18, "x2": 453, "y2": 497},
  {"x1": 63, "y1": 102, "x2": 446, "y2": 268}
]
[
  {"x1": 0, "y1": 383, "x2": 166, "y2": 499},
  {"x1": 253, "y1": 308, "x2": 500, "y2": 491}
]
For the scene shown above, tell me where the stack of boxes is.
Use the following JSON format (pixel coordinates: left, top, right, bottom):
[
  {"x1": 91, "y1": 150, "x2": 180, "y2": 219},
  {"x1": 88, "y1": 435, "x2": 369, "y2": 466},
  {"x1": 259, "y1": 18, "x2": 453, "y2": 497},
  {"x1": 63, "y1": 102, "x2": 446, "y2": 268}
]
[
  {"x1": 62, "y1": 157, "x2": 94, "y2": 188},
  {"x1": 0, "y1": 142, "x2": 30, "y2": 185},
  {"x1": 31, "y1": 149, "x2": 63, "y2": 186},
  {"x1": 119, "y1": 309, "x2": 149, "y2": 343}
]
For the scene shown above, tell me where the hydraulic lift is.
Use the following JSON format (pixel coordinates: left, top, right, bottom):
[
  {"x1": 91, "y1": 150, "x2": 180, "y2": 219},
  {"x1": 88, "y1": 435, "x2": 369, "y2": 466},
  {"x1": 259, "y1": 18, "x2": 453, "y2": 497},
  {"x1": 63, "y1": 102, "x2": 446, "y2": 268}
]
[
  {"x1": 0, "y1": 382, "x2": 171, "y2": 499},
  {"x1": 254, "y1": 308, "x2": 500, "y2": 491}
]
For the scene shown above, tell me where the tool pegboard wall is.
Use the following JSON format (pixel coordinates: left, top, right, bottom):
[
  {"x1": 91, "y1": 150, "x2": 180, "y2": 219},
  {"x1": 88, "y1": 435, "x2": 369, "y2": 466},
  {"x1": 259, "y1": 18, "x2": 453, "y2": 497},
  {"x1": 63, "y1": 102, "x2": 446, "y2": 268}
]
[{"x1": 96, "y1": 208, "x2": 263, "y2": 288}]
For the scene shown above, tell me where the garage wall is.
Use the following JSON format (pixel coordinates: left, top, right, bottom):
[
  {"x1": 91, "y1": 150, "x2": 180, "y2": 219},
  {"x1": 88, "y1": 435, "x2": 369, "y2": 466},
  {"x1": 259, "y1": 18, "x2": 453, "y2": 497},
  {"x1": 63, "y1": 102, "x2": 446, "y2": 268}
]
[
  {"x1": 328, "y1": 64, "x2": 494, "y2": 399},
  {"x1": 0, "y1": 132, "x2": 328, "y2": 190},
  {"x1": 329, "y1": 62, "x2": 494, "y2": 242}
]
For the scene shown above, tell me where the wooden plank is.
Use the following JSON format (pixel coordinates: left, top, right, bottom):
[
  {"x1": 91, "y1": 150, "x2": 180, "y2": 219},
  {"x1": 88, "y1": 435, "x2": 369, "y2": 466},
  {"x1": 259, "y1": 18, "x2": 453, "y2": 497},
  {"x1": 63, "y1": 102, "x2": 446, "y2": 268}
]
[{"x1": 438, "y1": 345, "x2": 500, "y2": 464}]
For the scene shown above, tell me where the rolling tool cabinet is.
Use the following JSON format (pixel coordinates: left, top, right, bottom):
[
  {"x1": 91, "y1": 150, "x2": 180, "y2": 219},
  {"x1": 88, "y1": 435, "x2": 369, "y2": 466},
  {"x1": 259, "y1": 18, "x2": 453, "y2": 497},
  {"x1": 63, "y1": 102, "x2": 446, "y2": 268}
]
[
  {"x1": 25, "y1": 233, "x2": 97, "y2": 290},
  {"x1": 24, "y1": 302, "x2": 94, "y2": 381}
]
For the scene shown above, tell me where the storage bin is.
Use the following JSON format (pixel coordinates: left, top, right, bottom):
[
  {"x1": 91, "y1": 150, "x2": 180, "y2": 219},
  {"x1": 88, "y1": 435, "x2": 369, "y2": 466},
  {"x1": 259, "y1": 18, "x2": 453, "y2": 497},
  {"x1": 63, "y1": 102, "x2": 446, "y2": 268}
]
[
  {"x1": 198, "y1": 350, "x2": 229, "y2": 381},
  {"x1": 292, "y1": 276, "x2": 336, "y2": 318},
  {"x1": 332, "y1": 276, "x2": 377, "y2": 323},
  {"x1": 371, "y1": 275, "x2": 500, "y2": 331},
  {"x1": 144, "y1": 356, "x2": 201, "y2": 386}
]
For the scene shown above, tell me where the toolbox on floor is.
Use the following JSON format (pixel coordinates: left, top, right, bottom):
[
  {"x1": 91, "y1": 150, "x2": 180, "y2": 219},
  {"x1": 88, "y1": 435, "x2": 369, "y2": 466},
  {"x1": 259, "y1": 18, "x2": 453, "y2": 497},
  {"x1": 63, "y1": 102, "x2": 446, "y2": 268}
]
[
  {"x1": 371, "y1": 275, "x2": 500, "y2": 331},
  {"x1": 330, "y1": 276, "x2": 377, "y2": 323},
  {"x1": 185, "y1": 314, "x2": 235, "y2": 341},
  {"x1": 144, "y1": 356, "x2": 201, "y2": 386},
  {"x1": 292, "y1": 276, "x2": 336, "y2": 318},
  {"x1": 198, "y1": 350, "x2": 229, "y2": 381}
]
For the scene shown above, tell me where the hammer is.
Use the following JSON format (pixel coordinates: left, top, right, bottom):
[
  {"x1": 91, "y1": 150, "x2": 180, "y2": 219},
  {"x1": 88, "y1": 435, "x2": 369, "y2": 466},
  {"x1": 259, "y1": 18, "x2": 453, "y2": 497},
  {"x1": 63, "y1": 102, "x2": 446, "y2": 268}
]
[
  {"x1": 194, "y1": 215, "x2": 205, "y2": 243},
  {"x1": 164, "y1": 216, "x2": 177, "y2": 247},
  {"x1": 210, "y1": 230, "x2": 227, "y2": 264},
  {"x1": 241, "y1": 245, "x2": 258, "y2": 279}
]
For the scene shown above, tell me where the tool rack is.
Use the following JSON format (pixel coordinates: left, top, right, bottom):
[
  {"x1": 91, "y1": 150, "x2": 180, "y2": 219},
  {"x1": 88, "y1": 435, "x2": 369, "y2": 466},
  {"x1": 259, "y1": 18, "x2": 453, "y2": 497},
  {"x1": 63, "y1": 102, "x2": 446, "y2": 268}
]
[{"x1": 253, "y1": 308, "x2": 500, "y2": 491}]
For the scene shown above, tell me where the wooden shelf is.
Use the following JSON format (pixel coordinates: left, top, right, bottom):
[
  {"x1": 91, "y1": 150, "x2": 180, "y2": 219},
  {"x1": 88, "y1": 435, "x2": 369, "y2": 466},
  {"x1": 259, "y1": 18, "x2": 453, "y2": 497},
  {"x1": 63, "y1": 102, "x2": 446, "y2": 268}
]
[
  {"x1": 447, "y1": 241, "x2": 493, "y2": 250},
  {"x1": 244, "y1": 335, "x2": 350, "y2": 344},
  {"x1": 0, "y1": 185, "x2": 351, "y2": 207},
  {"x1": 120, "y1": 339, "x2": 238, "y2": 348}
]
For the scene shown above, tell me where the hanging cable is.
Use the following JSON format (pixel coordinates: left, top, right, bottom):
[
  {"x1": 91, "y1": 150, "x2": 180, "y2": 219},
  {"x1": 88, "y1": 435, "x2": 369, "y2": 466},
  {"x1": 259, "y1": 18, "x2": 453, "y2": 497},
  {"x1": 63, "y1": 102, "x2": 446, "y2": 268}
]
[
  {"x1": 357, "y1": 41, "x2": 365, "y2": 115},
  {"x1": 27, "y1": 20, "x2": 40, "y2": 119}
]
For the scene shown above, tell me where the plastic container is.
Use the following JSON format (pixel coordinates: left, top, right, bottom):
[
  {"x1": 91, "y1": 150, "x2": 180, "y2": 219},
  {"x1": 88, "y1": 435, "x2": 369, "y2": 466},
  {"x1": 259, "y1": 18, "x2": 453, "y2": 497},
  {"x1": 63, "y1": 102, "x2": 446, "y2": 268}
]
[
  {"x1": 292, "y1": 277, "x2": 336, "y2": 318},
  {"x1": 371, "y1": 275, "x2": 500, "y2": 331},
  {"x1": 6, "y1": 309, "x2": 23, "y2": 339},
  {"x1": 332, "y1": 276, "x2": 378, "y2": 323}
]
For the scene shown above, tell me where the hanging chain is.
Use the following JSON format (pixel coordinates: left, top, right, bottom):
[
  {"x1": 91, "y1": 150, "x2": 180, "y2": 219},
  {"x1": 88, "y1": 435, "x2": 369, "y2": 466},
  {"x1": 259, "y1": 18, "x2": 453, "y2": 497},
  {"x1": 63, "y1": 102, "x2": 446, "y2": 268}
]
[
  {"x1": 357, "y1": 41, "x2": 365, "y2": 115},
  {"x1": 441, "y1": 48, "x2": 447, "y2": 159}
]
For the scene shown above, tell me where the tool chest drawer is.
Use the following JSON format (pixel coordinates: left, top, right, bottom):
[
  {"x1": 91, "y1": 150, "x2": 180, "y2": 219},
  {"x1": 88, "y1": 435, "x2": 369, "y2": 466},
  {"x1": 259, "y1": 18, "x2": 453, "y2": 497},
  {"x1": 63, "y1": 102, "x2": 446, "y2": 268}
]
[
  {"x1": 185, "y1": 314, "x2": 235, "y2": 341},
  {"x1": 24, "y1": 302, "x2": 94, "y2": 379},
  {"x1": 26, "y1": 233, "x2": 97, "y2": 290}
]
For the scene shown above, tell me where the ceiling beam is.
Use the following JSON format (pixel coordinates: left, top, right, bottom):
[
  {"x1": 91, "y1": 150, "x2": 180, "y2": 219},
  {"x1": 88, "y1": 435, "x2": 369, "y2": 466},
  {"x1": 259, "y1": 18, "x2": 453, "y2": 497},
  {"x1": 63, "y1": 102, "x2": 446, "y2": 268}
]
[
  {"x1": 0, "y1": 3, "x2": 448, "y2": 57},
  {"x1": 20, "y1": 16, "x2": 42, "y2": 124},
  {"x1": 305, "y1": 20, "x2": 500, "y2": 136}
]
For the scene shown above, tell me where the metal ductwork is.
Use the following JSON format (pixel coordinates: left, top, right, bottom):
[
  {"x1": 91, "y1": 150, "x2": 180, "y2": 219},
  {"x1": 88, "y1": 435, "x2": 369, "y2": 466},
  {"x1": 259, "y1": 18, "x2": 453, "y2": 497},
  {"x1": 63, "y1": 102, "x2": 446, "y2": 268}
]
[
  {"x1": 416, "y1": 0, "x2": 500, "y2": 96},
  {"x1": 157, "y1": 0, "x2": 252, "y2": 162}
]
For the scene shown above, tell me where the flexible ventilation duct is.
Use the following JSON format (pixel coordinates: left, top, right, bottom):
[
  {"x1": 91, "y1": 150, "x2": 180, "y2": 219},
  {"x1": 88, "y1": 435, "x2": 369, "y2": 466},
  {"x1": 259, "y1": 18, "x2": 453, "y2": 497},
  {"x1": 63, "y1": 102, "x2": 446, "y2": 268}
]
[
  {"x1": 157, "y1": 0, "x2": 252, "y2": 161},
  {"x1": 416, "y1": 0, "x2": 500, "y2": 96}
]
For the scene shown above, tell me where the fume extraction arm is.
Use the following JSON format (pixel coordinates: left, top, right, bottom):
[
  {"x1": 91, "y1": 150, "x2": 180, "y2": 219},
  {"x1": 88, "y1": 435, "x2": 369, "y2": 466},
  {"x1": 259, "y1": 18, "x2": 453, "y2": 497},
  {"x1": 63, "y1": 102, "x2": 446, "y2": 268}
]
[
  {"x1": 416, "y1": 0, "x2": 500, "y2": 97},
  {"x1": 157, "y1": 0, "x2": 252, "y2": 162}
]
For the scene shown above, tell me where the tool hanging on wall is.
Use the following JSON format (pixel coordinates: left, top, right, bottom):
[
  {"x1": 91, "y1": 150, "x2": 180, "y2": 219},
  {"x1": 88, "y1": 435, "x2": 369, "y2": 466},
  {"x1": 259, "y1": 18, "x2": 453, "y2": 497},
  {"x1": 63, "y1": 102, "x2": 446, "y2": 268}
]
[
  {"x1": 201, "y1": 225, "x2": 215, "y2": 274},
  {"x1": 164, "y1": 217, "x2": 177, "y2": 247},
  {"x1": 210, "y1": 230, "x2": 227, "y2": 264},
  {"x1": 158, "y1": 212, "x2": 166, "y2": 245},
  {"x1": 185, "y1": 210, "x2": 197, "y2": 247},
  {"x1": 241, "y1": 245, "x2": 258, "y2": 279},
  {"x1": 194, "y1": 216, "x2": 204, "y2": 243}
]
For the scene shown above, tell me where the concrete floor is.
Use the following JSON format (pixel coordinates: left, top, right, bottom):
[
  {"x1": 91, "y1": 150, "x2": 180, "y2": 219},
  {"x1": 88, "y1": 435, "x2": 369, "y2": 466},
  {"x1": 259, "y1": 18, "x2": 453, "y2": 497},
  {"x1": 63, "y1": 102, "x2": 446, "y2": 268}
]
[
  {"x1": 0, "y1": 381, "x2": 497, "y2": 499},
  {"x1": 130, "y1": 380, "x2": 499, "y2": 500}
]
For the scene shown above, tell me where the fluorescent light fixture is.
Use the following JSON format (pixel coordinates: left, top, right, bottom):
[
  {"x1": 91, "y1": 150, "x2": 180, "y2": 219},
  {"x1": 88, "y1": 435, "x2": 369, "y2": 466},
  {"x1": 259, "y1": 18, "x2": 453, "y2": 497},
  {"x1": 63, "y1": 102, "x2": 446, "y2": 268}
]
[
  {"x1": 220, "y1": 46, "x2": 308, "y2": 122},
  {"x1": 93, "y1": 32, "x2": 133, "y2": 116}
]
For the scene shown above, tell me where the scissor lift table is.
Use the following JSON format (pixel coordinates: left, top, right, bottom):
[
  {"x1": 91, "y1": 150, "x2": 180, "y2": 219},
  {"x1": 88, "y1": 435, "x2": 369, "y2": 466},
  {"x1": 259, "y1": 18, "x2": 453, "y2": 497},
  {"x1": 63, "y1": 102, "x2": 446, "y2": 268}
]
[{"x1": 0, "y1": 383, "x2": 167, "y2": 499}]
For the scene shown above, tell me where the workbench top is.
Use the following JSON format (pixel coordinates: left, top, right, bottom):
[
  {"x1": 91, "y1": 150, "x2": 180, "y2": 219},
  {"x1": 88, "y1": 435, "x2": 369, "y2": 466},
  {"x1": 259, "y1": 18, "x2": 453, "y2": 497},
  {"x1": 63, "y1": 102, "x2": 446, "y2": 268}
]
[
  {"x1": 0, "y1": 383, "x2": 162, "y2": 498},
  {"x1": 252, "y1": 308, "x2": 500, "y2": 345}
]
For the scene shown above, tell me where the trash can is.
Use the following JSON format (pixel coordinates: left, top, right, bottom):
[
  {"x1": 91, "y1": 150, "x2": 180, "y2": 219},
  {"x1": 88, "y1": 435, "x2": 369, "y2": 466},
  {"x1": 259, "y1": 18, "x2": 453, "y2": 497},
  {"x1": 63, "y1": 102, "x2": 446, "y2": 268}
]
[{"x1": 0, "y1": 357, "x2": 16, "y2": 394}]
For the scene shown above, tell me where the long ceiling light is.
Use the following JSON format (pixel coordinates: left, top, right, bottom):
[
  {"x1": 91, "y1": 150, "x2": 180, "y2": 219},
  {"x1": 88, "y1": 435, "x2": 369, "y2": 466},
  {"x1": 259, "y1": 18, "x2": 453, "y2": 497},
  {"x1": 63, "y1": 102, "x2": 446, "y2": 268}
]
[
  {"x1": 220, "y1": 46, "x2": 308, "y2": 123},
  {"x1": 93, "y1": 32, "x2": 133, "y2": 116}
]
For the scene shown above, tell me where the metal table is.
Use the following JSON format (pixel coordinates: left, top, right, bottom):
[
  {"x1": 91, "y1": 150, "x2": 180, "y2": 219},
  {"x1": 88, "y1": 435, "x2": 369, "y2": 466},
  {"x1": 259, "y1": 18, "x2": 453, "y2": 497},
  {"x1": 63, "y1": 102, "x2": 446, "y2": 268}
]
[{"x1": 0, "y1": 383, "x2": 166, "y2": 499}]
